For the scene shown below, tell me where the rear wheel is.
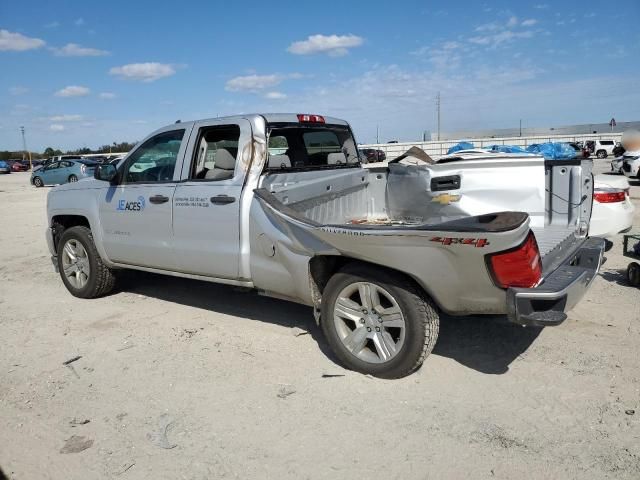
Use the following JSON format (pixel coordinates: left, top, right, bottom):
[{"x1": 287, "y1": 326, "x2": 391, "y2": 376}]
[
  {"x1": 596, "y1": 150, "x2": 607, "y2": 159},
  {"x1": 628, "y1": 262, "x2": 640, "y2": 287},
  {"x1": 321, "y1": 264, "x2": 439, "y2": 379},
  {"x1": 68, "y1": 174, "x2": 78, "y2": 183},
  {"x1": 33, "y1": 176, "x2": 43, "y2": 187},
  {"x1": 57, "y1": 226, "x2": 116, "y2": 298}
]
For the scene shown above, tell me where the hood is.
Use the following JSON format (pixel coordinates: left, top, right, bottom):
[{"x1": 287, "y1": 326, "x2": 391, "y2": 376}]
[{"x1": 51, "y1": 177, "x2": 104, "y2": 192}]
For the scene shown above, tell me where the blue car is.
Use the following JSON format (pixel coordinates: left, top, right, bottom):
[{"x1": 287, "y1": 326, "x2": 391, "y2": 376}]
[
  {"x1": 0, "y1": 160, "x2": 11, "y2": 174},
  {"x1": 31, "y1": 159, "x2": 98, "y2": 187}
]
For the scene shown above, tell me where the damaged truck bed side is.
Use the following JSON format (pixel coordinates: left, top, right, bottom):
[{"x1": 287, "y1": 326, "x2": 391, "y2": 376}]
[{"x1": 46, "y1": 114, "x2": 605, "y2": 379}]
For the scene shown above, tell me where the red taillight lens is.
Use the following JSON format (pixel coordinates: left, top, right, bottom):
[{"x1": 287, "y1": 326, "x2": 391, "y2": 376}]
[
  {"x1": 297, "y1": 114, "x2": 325, "y2": 123},
  {"x1": 593, "y1": 188, "x2": 626, "y2": 203},
  {"x1": 488, "y1": 232, "x2": 542, "y2": 288}
]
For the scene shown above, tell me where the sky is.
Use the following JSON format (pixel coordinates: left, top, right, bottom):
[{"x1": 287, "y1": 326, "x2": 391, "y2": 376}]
[{"x1": 1, "y1": 0, "x2": 639, "y2": 151}]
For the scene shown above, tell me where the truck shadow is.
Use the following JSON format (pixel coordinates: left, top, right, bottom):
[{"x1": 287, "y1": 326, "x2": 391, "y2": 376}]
[
  {"x1": 435, "y1": 315, "x2": 542, "y2": 374},
  {"x1": 117, "y1": 271, "x2": 542, "y2": 375}
]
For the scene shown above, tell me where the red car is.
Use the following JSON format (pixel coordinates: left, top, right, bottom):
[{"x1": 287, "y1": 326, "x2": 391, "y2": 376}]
[{"x1": 9, "y1": 160, "x2": 30, "y2": 172}]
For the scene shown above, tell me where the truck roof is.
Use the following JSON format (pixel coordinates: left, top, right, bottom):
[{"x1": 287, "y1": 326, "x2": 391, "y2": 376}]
[{"x1": 164, "y1": 113, "x2": 349, "y2": 130}]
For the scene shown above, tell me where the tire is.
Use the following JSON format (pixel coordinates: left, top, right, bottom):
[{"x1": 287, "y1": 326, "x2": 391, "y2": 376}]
[
  {"x1": 628, "y1": 262, "x2": 640, "y2": 287},
  {"x1": 68, "y1": 174, "x2": 78, "y2": 183},
  {"x1": 596, "y1": 150, "x2": 607, "y2": 159},
  {"x1": 321, "y1": 263, "x2": 439, "y2": 379},
  {"x1": 57, "y1": 226, "x2": 116, "y2": 298},
  {"x1": 33, "y1": 176, "x2": 43, "y2": 187}
]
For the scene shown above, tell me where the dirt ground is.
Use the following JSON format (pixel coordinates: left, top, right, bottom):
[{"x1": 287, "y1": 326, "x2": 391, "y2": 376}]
[{"x1": 1, "y1": 162, "x2": 639, "y2": 480}]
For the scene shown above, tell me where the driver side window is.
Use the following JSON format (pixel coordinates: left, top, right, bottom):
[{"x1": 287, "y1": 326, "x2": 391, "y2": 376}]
[{"x1": 123, "y1": 129, "x2": 185, "y2": 184}]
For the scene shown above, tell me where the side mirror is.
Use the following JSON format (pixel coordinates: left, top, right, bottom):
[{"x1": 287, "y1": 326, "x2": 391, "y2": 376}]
[{"x1": 94, "y1": 164, "x2": 118, "y2": 183}]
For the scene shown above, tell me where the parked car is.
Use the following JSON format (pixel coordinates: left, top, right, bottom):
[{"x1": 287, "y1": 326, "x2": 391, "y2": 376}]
[
  {"x1": 0, "y1": 160, "x2": 11, "y2": 174},
  {"x1": 45, "y1": 113, "x2": 604, "y2": 378},
  {"x1": 589, "y1": 175, "x2": 634, "y2": 238},
  {"x1": 585, "y1": 140, "x2": 617, "y2": 159},
  {"x1": 31, "y1": 159, "x2": 98, "y2": 187},
  {"x1": 622, "y1": 153, "x2": 640, "y2": 180},
  {"x1": 359, "y1": 148, "x2": 386, "y2": 163},
  {"x1": 8, "y1": 160, "x2": 30, "y2": 172}
]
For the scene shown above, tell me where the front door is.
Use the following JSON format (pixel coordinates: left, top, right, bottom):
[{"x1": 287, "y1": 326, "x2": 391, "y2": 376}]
[
  {"x1": 171, "y1": 120, "x2": 252, "y2": 279},
  {"x1": 98, "y1": 127, "x2": 192, "y2": 270}
]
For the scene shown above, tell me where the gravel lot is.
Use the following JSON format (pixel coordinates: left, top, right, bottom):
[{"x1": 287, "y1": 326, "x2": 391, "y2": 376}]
[{"x1": 1, "y1": 162, "x2": 639, "y2": 479}]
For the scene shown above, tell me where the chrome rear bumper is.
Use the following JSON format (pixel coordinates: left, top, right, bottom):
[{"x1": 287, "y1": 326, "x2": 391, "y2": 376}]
[{"x1": 507, "y1": 237, "x2": 605, "y2": 327}]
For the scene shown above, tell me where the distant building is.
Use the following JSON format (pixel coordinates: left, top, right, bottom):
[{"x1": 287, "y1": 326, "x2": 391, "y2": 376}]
[{"x1": 434, "y1": 120, "x2": 640, "y2": 141}]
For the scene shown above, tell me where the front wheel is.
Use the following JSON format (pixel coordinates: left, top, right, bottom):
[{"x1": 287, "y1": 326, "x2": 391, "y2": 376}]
[
  {"x1": 33, "y1": 176, "x2": 43, "y2": 187},
  {"x1": 321, "y1": 264, "x2": 439, "y2": 379},
  {"x1": 68, "y1": 174, "x2": 78, "y2": 183},
  {"x1": 596, "y1": 150, "x2": 607, "y2": 159},
  {"x1": 57, "y1": 226, "x2": 116, "y2": 298}
]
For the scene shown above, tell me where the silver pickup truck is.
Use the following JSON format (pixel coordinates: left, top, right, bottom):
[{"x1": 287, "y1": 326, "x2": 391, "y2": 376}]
[{"x1": 46, "y1": 113, "x2": 605, "y2": 378}]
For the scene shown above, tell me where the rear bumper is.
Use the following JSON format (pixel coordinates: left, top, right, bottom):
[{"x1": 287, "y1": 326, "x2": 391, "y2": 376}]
[{"x1": 506, "y1": 237, "x2": 605, "y2": 327}]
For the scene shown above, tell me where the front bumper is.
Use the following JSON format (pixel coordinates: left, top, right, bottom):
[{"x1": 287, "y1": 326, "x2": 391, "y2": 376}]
[{"x1": 506, "y1": 237, "x2": 605, "y2": 327}]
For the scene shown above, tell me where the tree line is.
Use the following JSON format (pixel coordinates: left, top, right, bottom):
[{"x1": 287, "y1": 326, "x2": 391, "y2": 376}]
[{"x1": 0, "y1": 141, "x2": 137, "y2": 161}]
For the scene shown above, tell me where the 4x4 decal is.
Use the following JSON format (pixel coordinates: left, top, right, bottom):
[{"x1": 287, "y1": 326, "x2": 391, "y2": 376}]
[{"x1": 429, "y1": 236, "x2": 490, "y2": 248}]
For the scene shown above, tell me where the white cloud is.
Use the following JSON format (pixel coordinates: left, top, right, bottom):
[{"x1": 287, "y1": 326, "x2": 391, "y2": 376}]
[
  {"x1": 109, "y1": 62, "x2": 176, "y2": 82},
  {"x1": 521, "y1": 19, "x2": 538, "y2": 27},
  {"x1": 506, "y1": 16, "x2": 519, "y2": 28},
  {"x1": 55, "y1": 85, "x2": 90, "y2": 97},
  {"x1": 534, "y1": 4, "x2": 549, "y2": 8},
  {"x1": 50, "y1": 124, "x2": 65, "y2": 132},
  {"x1": 470, "y1": 30, "x2": 534, "y2": 47},
  {"x1": 226, "y1": 74, "x2": 281, "y2": 92},
  {"x1": 0, "y1": 29, "x2": 46, "y2": 51},
  {"x1": 51, "y1": 43, "x2": 109, "y2": 57},
  {"x1": 265, "y1": 91, "x2": 287, "y2": 100},
  {"x1": 287, "y1": 34, "x2": 364, "y2": 56},
  {"x1": 44, "y1": 21, "x2": 60, "y2": 28},
  {"x1": 75, "y1": 18, "x2": 85, "y2": 26},
  {"x1": 49, "y1": 114, "x2": 83, "y2": 122},
  {"x1": 9, "y1": 86, "x2": 28, "y2": 95},
  {"x1": 99, "y1": 92, "x2": 116, "y2": 99}
]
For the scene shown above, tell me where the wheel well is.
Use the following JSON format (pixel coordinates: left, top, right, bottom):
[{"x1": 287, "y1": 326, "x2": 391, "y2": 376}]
[
  {"x1": 308, "y1": 255, "x2": 436, "y2": 310},
  {"x1": 51, "y1": 215, "x2": 90, "y2": 252}
]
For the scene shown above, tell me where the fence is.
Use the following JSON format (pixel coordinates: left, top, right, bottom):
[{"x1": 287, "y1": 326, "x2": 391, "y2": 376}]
[{"x1": 361, "y1": 133, "x2": 623, "y2": 161}]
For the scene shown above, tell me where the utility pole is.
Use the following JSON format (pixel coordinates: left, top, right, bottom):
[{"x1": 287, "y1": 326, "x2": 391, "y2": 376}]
[
  {"x1": 20, "y1": 126, "x2": 32, "y2": 170},
  {"x1": 436, "y1": 92, "x2": 441, "y2": 141},
  {"x1": 376, "y1": 125, "x2": 379, "y2": 144},
  {"x1": 519, "y1": 119, "x2": 522, "y2": 137}
]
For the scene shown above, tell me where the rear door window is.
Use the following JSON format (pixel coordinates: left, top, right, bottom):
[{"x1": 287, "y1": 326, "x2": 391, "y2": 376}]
[{"x1": 190, "y1": 125, "x2": 240, "y2": 181}]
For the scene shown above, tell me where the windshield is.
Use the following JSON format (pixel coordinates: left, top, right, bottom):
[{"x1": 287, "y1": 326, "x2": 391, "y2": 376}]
[{"x1": 266, "y1": 123, "x2": 359, "y2": 170}]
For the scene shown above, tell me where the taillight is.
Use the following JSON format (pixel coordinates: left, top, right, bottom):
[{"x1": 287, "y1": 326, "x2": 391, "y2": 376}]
[
  {"x1": 488, "y1": 232, "x2": 542, "y2": 289},
  {"x1": 81, "y1": 164, "x2": 86, "y2": 174},
  {"x1": 593, "y1": 188, "x2": 626, "y2": 203},
  {"x1": 297, "y1": 114, "x2": 325, "y2": 123}
]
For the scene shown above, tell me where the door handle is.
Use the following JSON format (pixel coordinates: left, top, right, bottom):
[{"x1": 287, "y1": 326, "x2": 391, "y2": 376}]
[
  {"x1": 210, "y1": 195, "x2": 236, "y2": 205},
  {"x1": 149, "y1": 195, "x2": 170, "y2": 204}
]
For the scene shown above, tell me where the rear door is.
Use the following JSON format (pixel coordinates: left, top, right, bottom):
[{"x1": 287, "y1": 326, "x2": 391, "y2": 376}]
[
  {"x1": 98, "y1": 127, "x2": 192, "y2": 270},
  {"x1": 171, "y1": 119, "x2": 252, "y2": 279}
]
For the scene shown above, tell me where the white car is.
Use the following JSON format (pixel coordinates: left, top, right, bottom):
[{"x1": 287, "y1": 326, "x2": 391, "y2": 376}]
[
  {"x1": 589, "y1": 140, "x2": 617, "y2": 159},
  {"x1": 590, "y1": 175, "x2": 635, "y2": 238},
  {"x1": 622, "y1": 152, "x2": 640, "y2": 180}
]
